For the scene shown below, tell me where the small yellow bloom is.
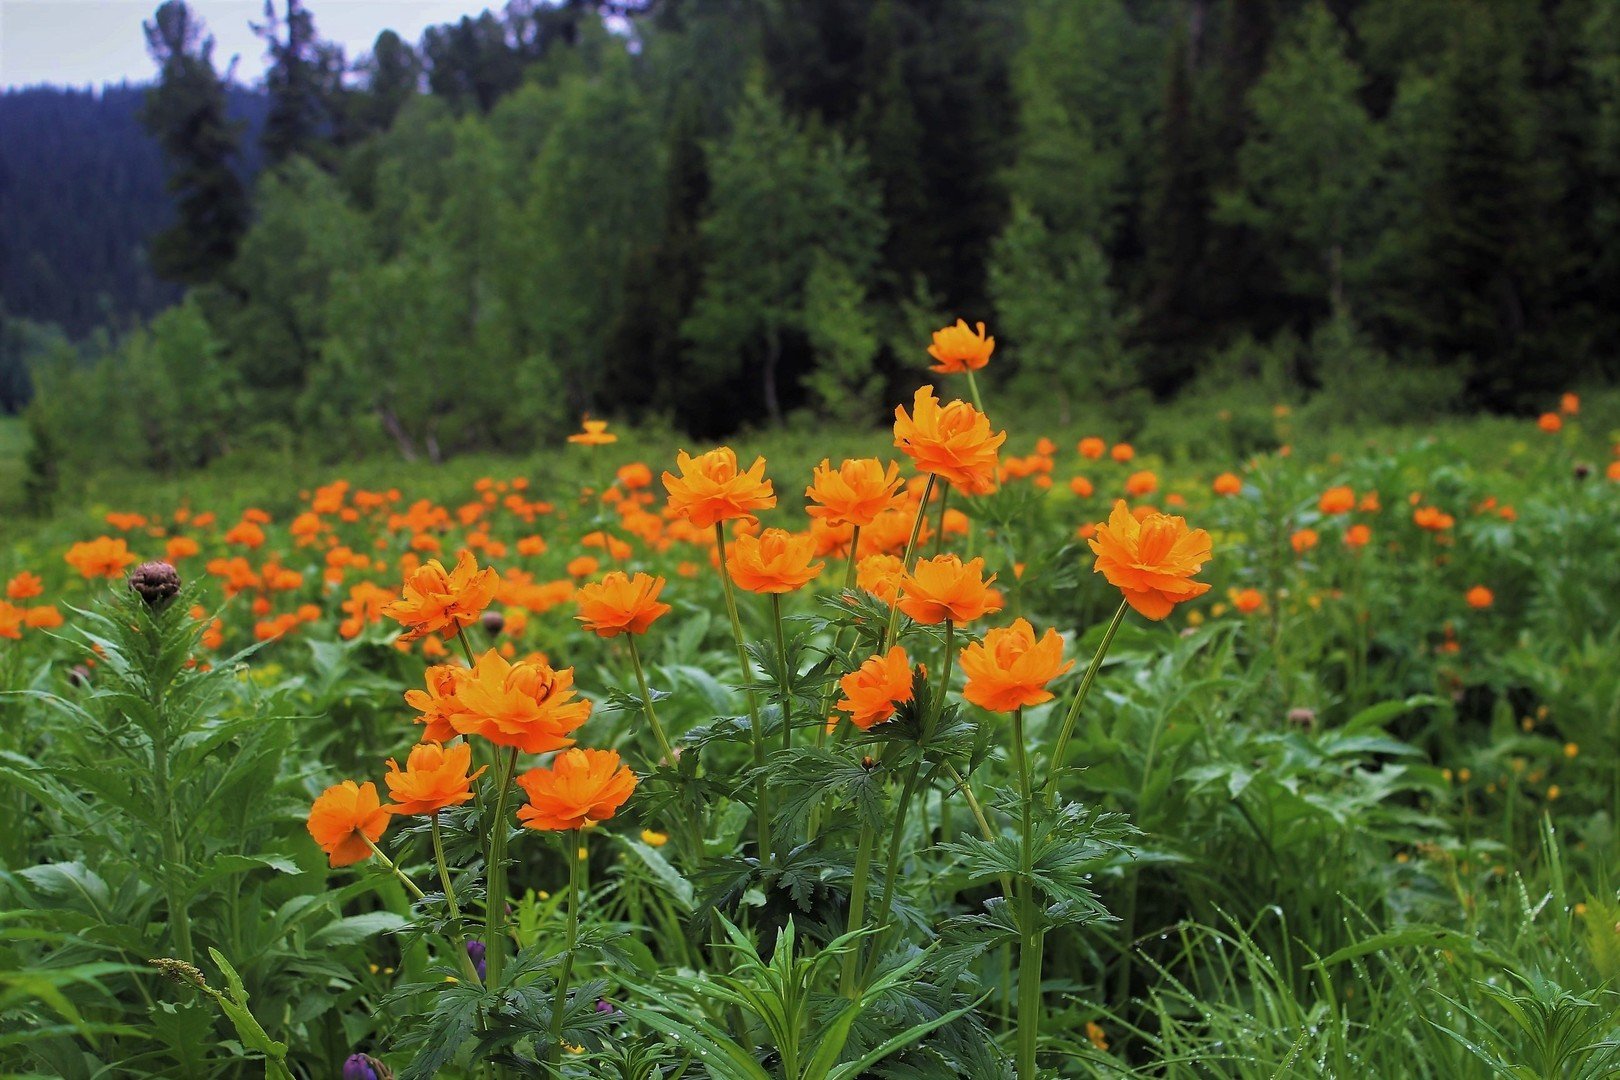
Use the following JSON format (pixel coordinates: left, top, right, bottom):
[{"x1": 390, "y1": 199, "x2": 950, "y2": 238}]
[
  {"x1": 445, "y1": 975, "x2": 460, "y2": 984},
  {"x1": 1085, "y1": 1020, "x2": 1109, "y2": 1051},
  {"x1": 1395, "y1": 852, "x2": 1409, "y2": 864},
  {"x1": 1564, "y1": 742, "x2": 1579, "y2": 759},
  {"x1": 1457, "y1": 768, "x2": 1471, "y2": 784},
  {"x1": 1547, "y1": 785, "x2": 1561, "y2": 801},
  {"x1": 641, "y1": 828, "x2": 669, "y2": 847},
  {"x1": 1575, "y1": 902, "x2": 1588, "y2": 916},
  {"x1": 578, "y1": 846, "x2": 589, "y2": 861}
]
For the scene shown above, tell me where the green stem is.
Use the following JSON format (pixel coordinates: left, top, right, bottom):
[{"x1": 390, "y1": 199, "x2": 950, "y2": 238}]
[
  {"x1": 1011, "y1": 707, "x2": 1042, "y2": 1080},
  {"x1": 808, "y1": 528, "x2": 862, "y2": 841},
  {"x1": 771, "y1": 593, "x2": 794, "y2": 755},
  {"x1": 154, "y1": 741, "x2": 195, "y2": 964},
  {"x1": 1044, "y1": 600, "x2": 1128, "y2": 808},
  {"x1": 840, "y1": 823, "x2": 877, "y2": 998},
  {"x1": 964, "y1": 369, "x2": 985, "y2": 414},
  {"x1": 483, "y1": 747, "x2": 520, "y2": 988},
  {"x1": 628, "y1": 635, "x2": 704, "y2": 863},
  {"x1": 882, "y1": 474, "x2": 938, "y2": 650},
  {"x1": 546, "y1": 831, "x2": 583, "y2": 1067},
  {"x1": 859, "y1": 763, "x2": 921, "y2": 986},
  {"x1": 931, "y1": 486, "x2": 950, "y2": 557},
  {"x1": 362, "y1": 835, "x2": 426, "y2": 901},
  {"x1": 431, "y1": 816, "x2": 487, "y2": 984},
  {"x1": 715, "y1": 524, "x2": 771, "y2": 863},
  {"x1": 945, "y1": 762, "x2": 1012, "y2": 901},
  {"x1": 454, "y1": 624, "x2": 478, "y2": 669}
]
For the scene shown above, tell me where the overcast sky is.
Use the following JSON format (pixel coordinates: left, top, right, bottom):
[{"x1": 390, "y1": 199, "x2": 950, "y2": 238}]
[{"x1": 0, "y1": 0, "x2": 496, "y2": 90}]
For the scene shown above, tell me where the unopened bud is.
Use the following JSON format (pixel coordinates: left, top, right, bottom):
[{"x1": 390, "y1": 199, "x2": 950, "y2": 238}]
[
  {"x1": 128, "y1": 561, "x2": 181, "y2": 608},
  {"x1": 480, "y1": 610, "x2": 505, "y2": 636}
]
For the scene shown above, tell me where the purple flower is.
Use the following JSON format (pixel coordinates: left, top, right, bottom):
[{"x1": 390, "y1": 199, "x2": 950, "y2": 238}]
[
  {"x1": 596, "y1": 999, "x2": 615, "y2": 1014},
  {"x1": 342, "y1": 1054, "x2": 379, "y2": 1080},
  {"x1": 467, "y1": 940, "x2": 487, "y2": 982}
]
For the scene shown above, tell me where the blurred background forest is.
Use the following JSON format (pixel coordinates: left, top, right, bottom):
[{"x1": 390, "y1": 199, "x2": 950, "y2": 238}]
[{"x1": 3, "y1": 0, "x2": 1619, "y2": 502}]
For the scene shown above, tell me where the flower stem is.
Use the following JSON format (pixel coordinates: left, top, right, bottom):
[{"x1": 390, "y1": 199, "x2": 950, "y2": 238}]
[
  {"x1": 882, "y1": 474, "x2": 938, "y2": 651},
  {"x1": 483, "y1": 747, "x2": 519, "y2": 988},
  {"x1": 859, "y1": 762, "x2": 921, "y2": 986},
  {"x1": 1011, "y1": 706, "x2": 1042, "y2": 1080},
  {"x1": 362, "y1": 835, "x2": 426, "y2": 901},
  {"x1": 770, "y1": 593, "x2": 794, "y2": 755},
  {"x1": 546, "y1": 831, "x2": 583, "y2": 1067},
  {"x1": 839, "y1": 821, "x2": 876, "y2": 998},
  {"x1": 454, "y1": 624, "x2": 478, "y2": 669},
  {"x1": 964, "y1": 369, "x2": 985, "y2": 414},
  {"x1": 627, "y1": 635, "x2": 704, "y2": 864},
  {"x1": 715, "y1": 523, "x2": 771, "y2": 863},
  {"x1": 931, "y1": 485, "x2": 950, "y2": 558},
  {"x1": 429, "y1": 817, "x2": 487, "y2": 984},
  {"x1": 1044, "y1": 600, "x2": 1128, "y2": 808}
]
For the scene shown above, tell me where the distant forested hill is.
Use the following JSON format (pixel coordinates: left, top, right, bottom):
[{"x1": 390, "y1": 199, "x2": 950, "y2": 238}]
[{"x1": 0, "y1": 83, "x2": 265, "y2": 338}]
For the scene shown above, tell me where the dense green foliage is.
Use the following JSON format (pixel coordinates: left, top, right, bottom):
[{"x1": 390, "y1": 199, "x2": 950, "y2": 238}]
[
  {"x1": 9, "y1": 0, "x2": 1620, "y2": 475},
  {"x1": 2, "y1": 394, "x2": 1619, "y2": 1075}
]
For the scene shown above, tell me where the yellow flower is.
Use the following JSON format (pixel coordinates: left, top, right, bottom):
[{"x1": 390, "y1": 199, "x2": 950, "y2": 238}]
[{"x1": 640, "y1": 829, "x2": 669, "y2": 847}]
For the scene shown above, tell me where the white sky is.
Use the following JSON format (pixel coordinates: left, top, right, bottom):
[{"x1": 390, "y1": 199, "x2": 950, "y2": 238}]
[{"x1": 0, "y1": 0, "x2": 498, "y2": 90}]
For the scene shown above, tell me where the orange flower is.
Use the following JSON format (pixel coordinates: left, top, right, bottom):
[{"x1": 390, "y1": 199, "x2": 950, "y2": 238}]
[
  {"x1": 1465, "y1": 585, "x2": 1494, "y2": 609},
  {"x1": 383, "y1": 742, "x2": 486, "y2": 816},
  {"x1": 452, "y1": 649, "x2": 591, "y2": 753},
  {"x1": 1110, "y1": 443, "x2": 1135, "y2": 463},
  {"x1": 568, "y1": 417, "x2": 618, "y2": 445},
  {"x1": 166, "y1": 536, "x2": 200, "y2": 562},
  {"x1": 1608, "y1": 460, "x2": 1620, "y2": 482},
  {"x1": 1069, "y1": 476, "x2": 1094, "y2": 498},
  {"x1": 926, "y1": 319, "x2": 994, "y2": 374},
  {"x1": 1078, "y1": 437, "x2": 1106, "y2": 460},
  {"x1": 1290, "y1": 528, "x2": 1319, "y2": 554},
  {"x1": 1560, "y1": 392, "x2": 1580, "y2": 415},
  {"x1": 805, "y1": 458, "x2": 903, "y2": 527},
  {"x1": 5, "y1": 572, "x2": 43, "y2": 600},
  {"x1": 1212, "y1": 473, "x2": 1242, "y2": 496},
  {"x1": 835, "y1": 646, "x2": 915, "y2": 730},
  {"x1": 1230, "y1": 587, "x2": 1264, "y2": 614},
  {"x1": 575, "y1": 571, "x2": 670, "y2": 637},
  {"x1": 516, "y1": 748, "x2": 638, "y2": 831},
  {"x1": 959, "y1": 618, "x2": 1073, "y2": 713},
  {"x1": 566, "y1": 555, "x2": 600, "y2": 579},
  {"x1": 405, "y1": 664, "x2": 472, "y2": 742},
  {"x1": 893, "y1": 385, "x2": 1006, "y2": 495},
  {"x1": 1412, "y1": 506, "x2": 1455, "y2": 531},
  {"x1": 1088, "y1": 500, "x2": 1212, "y2": 620},
  {"x1": 617, "y1": 462, "x2": 653, "y2": 489},
  {"x1": 1124, "y1": 470, "x2": 1158, "y2": 497},
  {"x1": 1318, "y1": 486, "x2": 1355, "y2": 514},
  {"x1": 726, "y1": 528, "x2": 824, "y2": 594},
  {"x1": 1344, "y1": 524, "x2": 1372, "y2": 549},
  {"x1": 64, "y1": 537, "x2": 139, "y2": 579},
  {"x1": 383, "y1": 549, "x2": 499, "y2": 641},
  {"x1": 0, "y1": 603, "x2": 23, "y2": 639},
  {"x1": 897, "y1": 554, "x2": 1003, "y2": 625},
  {"x1": 307, "y1": 780, "x2": 390, "y2": 867},
  {"x1": 856, "y1": 553, "x2": 905, "y2": 604},
  {"x1": 25, "y1": 605, "x2": 63, "y2": 629},
  {"x1": 1537, "y1": 412, "x2": 1562, "y2": 433},
  {"x1": 662, "y1": 448, "x2": 776, "y2": 529}
]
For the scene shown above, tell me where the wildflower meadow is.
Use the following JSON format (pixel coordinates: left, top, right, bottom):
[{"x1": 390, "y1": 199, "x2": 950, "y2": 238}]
[{"x1": 3, "y1": 323, "x2": 1619, "y2": 1077}]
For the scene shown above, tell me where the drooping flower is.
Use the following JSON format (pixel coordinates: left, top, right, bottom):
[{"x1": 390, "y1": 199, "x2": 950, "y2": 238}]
[
  {"x1": 567, "y1": 417, "x2": 618, "y2": 445},
  {"x1": 575, "y1": 571, "x2": 671, "y2": 637},
  {"x1": 662, "y1": 448, "x2": 776, "y2": 529},
  {"x1": 516, "y1": 748, "x2": 638, "y2": 831},
  {"x1": 805, "y1": 458, "x2": 903, "y2": 527},
  {"x1": 1465, "y1": 585, "x2": 1494, "y2": 609},
  {"x1": 959, "y1": 618, "x2": 1074, "y2": 713},
  {"x1": 893, "y1": 386, "x2": 1006, "y2": 495},
  {"x1": 453, "y1": 650, "x2": 592, "y2": 754},
  {"x1": 926, "y1": 319, "x2": 995, "y2": 374},
  {"x1": 835, "y1": 646, "x2": 915, "y2": 730},
  {"x1": 1088, "y1": 500, "x2": 1212, "y2": 620},
  {"x1": 64, "y1": 537, "x2": 139, "y2": 579},
  {"x1": 307, "y1": 781, "x2": 390, "y2": 867},
  {"x1": 383, "y1": 742, "x2": 486, "y2": 816},
  {"x1": 725, "y1": 529, "x2": 824, "y2": 594},
  {"x1": 897, "y1": 554, "x2": 1003, "y2": 625},
  {"x1": 383, "y1": 550, "x2": 499, "y2": 641}
]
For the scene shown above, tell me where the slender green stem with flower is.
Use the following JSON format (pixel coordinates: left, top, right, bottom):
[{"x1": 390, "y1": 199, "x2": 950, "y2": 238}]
[
  {"x1": 1044, "y1": 599, "x2": 1128, "y2": 808},
  {"x1": 546, "y1": 830, "x2": 583, "y2": 1068},
  {"x1": 964, "y1": 368, "x2": 985, "y2": 414},
  {"x1": 715, "y1": 523, "x2": 771, "y2": 863},
  {"x1": 483, "y1": 746, "x2": 520, "y2": 988},
  {"x1": 627, "y1": 635, "x2": 705, "y2": 862},
  {"x1": 1010, "y1": 706, "x2": 1041, "y2": 1080},
  {"x1": 859, "y1": 762, "x2": 921, "y2": 987},
  {"x1": 770, "y1": 593, "x2": 794, "y2": 754},
  {"x1": 931, "y1": 486, "x2": 950, "y2": 557},
  {"x1": 454, "y1": 624, "x2": 478, "y2": 669},
  {"x1": 883, "y1": 474, "x2": 938, "y2": 650}
]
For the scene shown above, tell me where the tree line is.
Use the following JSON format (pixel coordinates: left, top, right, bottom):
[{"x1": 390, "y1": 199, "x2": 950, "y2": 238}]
[{"x1": 16, "y1": 0, "x2": 1620, "y2": 482}]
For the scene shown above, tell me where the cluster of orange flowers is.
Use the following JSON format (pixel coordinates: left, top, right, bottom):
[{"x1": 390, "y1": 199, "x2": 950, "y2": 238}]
[{"x1": 0, "y1": 572, "x2": 62, "y2": 639}]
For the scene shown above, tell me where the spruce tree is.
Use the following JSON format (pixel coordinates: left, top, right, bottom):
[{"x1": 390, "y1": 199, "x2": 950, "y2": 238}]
[{"x1": 139, "y1": 0, "x2": 250, "y2": 284}]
